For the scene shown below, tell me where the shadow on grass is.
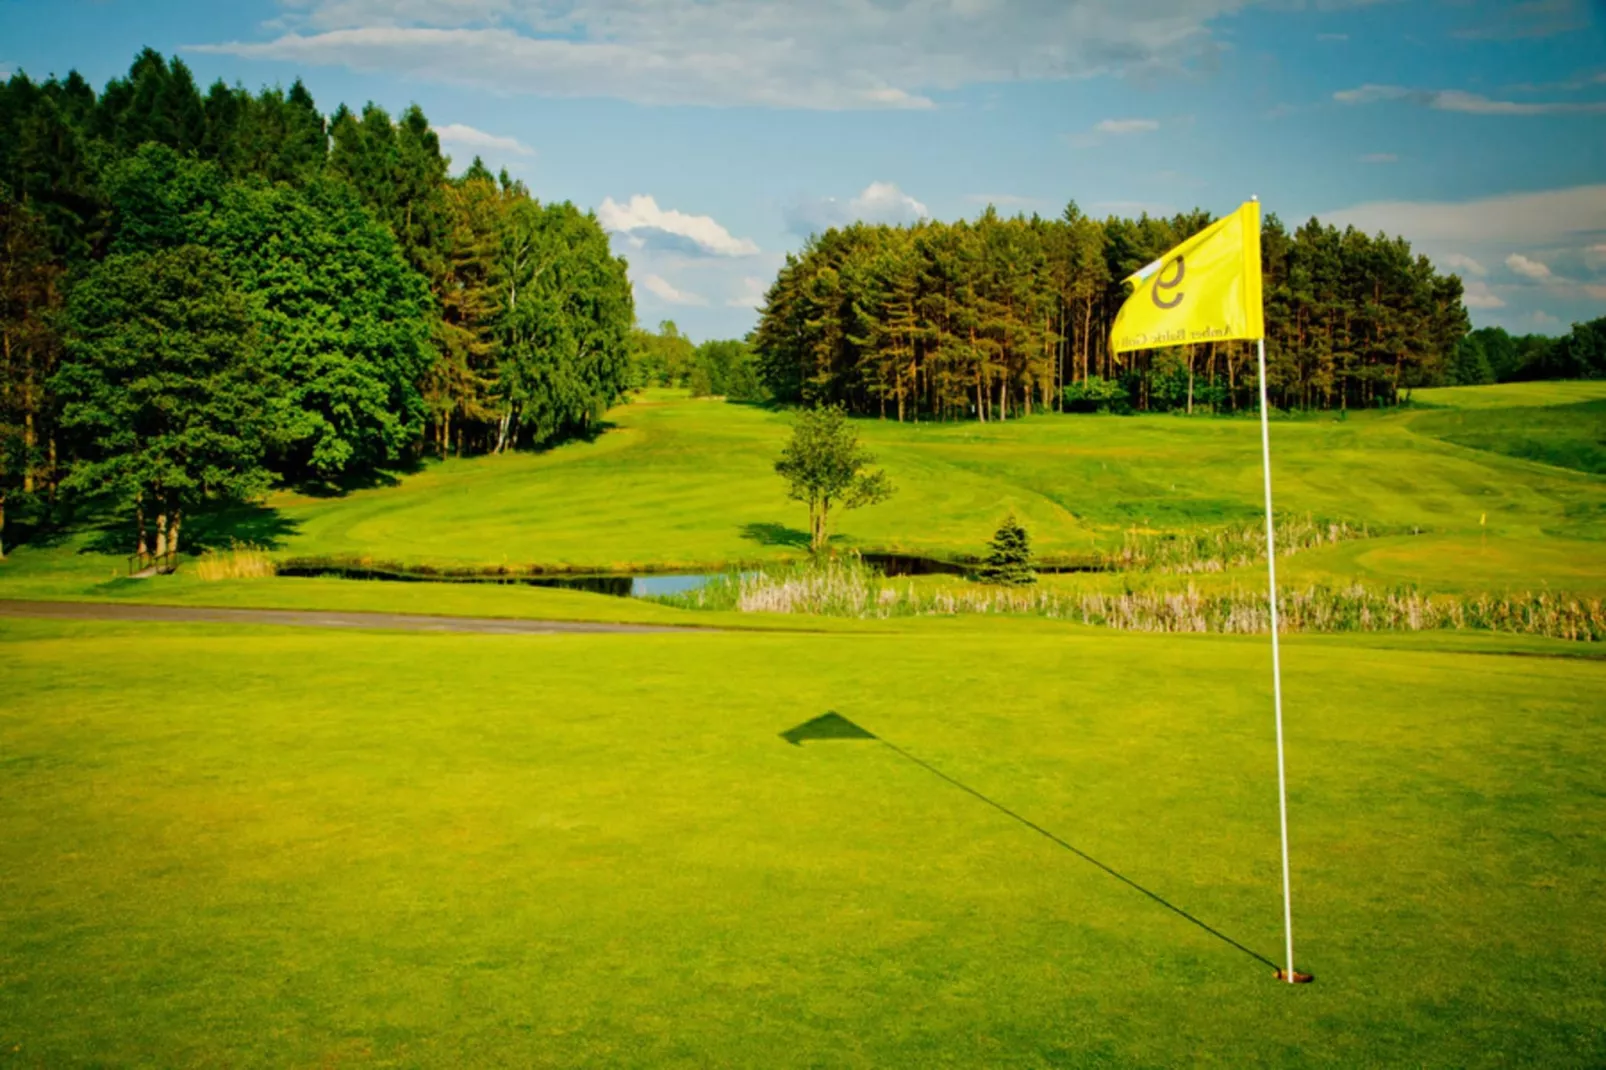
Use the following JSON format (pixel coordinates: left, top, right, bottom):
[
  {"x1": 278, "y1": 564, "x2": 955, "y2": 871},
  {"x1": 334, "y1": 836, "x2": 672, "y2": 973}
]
[
  {"x1": 289, "y1": 459, "x2": 421, "y2": 499},
  {"x1": 782, "y1": 711, "x2": 1281, "y2": 973},
  {"x1": 82, "y1": 502, "x2": 302, "y2": 556},
  {"x1": 740, "y1": 522, "x2": 813, "y2": 551}
]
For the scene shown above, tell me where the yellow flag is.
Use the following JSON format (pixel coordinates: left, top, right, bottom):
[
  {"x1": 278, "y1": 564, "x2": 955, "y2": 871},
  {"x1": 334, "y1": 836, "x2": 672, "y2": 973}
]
[{"x1": 1111, "y1": 200, "x2": 1264, "y2": 355}]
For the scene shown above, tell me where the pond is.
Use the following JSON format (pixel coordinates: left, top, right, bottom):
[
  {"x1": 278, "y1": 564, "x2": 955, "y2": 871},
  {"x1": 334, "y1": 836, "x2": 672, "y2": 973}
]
[{"x1": 279, "y1": 552, "x2": 1102, "y2": 598}]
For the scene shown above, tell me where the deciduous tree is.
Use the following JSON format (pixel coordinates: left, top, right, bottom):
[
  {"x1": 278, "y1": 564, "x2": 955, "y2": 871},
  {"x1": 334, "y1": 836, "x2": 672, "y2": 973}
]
[
  {"x1": 774, "y1": 406, "x2": 894, "y2": 553},
  {"x1": 55, "y1": 245, "x2": 272, "y2": 556}
]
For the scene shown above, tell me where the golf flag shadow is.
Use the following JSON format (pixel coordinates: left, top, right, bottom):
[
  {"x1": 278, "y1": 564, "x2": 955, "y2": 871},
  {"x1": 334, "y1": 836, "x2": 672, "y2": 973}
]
[
  {"x1": 779, "y1": 711, "x2": 1283, "y2": 975},
  {"x1": 780, "y1": 712, "x2": 878, "y2": 746}
]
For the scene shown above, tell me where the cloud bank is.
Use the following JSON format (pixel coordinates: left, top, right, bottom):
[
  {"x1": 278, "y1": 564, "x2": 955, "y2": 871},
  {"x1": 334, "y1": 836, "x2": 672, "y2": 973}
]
[
  {"x1": 435, "y1": 122, "x2": 534, "y2": 156},
  {"x1": 193, "y1": 0, "x2": 1254, "y2": 110},
  {"x1": 785, "y1": 182, "x2": 930, "y2": 237},
  {"x1": 597, "y1": 195, "x2": 759, "y2": 258}
]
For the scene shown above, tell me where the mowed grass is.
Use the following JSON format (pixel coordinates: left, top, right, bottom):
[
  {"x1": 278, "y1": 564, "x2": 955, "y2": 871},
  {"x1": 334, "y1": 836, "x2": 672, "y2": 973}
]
[
  {"x1": 1, "y1": 381, "x2": 1600, "y2": 602},
  {"x1": 1413, "y1": 381, "x2": 1606, "y2": 410},
  {"x1": 1410, "y1": 400, "x2": 1606, "y2": 476},
  {"x1": 1, "y1": 617, "x2": 1603, "y2": 1067},
  {"x1": 264, "y1": 385, "x2": 1605, "y2": 578}
]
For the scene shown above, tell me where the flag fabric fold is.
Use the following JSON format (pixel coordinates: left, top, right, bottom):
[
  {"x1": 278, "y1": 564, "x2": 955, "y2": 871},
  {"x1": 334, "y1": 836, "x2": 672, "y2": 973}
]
[{"x1": 1111, "y1": 200, "x2": 1264, "y2": 355}]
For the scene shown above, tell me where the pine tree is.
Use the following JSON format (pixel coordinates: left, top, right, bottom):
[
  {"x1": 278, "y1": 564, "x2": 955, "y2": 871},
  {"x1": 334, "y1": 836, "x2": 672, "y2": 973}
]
[{"x1": 980, "y1": 514, "x2": 1035, "y2": 586}]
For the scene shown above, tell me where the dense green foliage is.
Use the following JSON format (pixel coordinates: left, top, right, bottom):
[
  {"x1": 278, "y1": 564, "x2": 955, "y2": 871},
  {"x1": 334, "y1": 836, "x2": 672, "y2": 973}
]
[
  {"x1": 774, "y1": 406, "x2": 894, "y2": 553},
  {"x1": 0, "y1": 189, "x2": 63, "y2": 555},
  {"x1": 1453, "y1": 318, "x2": 1606, "y2": 385},
  {"x1": 753, "y1": 205, "x2": 1472, "y2": 420},
  {"x1": 54, "y1": 245, "x2": 272, "y2": 556},
  {"x1": 631, "y1": 323, "x2": 767, "y2": 401},
  {"x1": 690, "y1": 338, "x2": 767, "y2": 401},
  {"x1": 980, "y1": 514, "x2": 1036, "y2": 586},
  {"x1": 0, "y1": 48, "x2": 635, "y2": 548},
  {"x1": 630, "y1": 320, "x2": 698, "y2": 388}
]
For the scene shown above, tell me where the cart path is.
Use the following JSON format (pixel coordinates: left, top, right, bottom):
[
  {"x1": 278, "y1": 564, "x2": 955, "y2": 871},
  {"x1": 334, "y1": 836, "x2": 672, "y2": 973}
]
[{"x1": 0, "y1": 599, "x2": 706, "y2": 635}]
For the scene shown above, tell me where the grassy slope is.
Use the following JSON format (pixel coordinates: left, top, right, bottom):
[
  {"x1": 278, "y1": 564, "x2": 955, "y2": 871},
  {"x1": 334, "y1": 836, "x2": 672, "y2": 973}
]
[
  {"x1": 1, "y1": 382, "x2": 1601, "y2": 604},
  {"x1": 1410, "y1": 400, "x2": 1606, "y2": 476},
  {"x1": 1, "y1": 617, "x2": 1602, "y2": 1067},
  {"x1": 266, "y1": 389, "x2": 1603, "y2": 569},
  {"x1": 1412, "y1": 381, "x2": 1606, "y2": 409}
]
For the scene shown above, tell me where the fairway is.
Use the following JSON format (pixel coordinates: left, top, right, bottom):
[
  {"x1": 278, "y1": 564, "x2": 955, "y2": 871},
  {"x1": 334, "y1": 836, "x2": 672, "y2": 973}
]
[
  {"x1": 2, "y1": 617, "x2": 1603, "y2": 1067},
  {"x1": 248, "y1": 384, "x2": 1605, "y2": 582}
]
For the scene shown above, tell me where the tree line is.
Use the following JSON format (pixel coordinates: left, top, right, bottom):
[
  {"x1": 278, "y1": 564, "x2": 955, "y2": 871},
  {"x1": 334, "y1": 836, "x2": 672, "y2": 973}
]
[
  {"x1": 752, "y1": 205, "x2": 1480, "y2": 420},
  {"x1": 0, "y1": 49, "x2": 635, "y2": 554},
  {"x1": 630, "y1": 320, "x2": 767, "y2": 402},
  {"x1": 1450, "y1": 319, "x2": 1606, "y2": 385}
]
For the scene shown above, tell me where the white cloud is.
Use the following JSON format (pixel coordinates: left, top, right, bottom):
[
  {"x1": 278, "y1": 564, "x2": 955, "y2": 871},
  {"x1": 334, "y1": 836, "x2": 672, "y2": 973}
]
[
  {"x1": 1325, "y1": 185, "x2": 1606, "y2": 246},
  {"x1": 1461, "y1": 281, "x2": 1505, "y2": 309},
  {"x1": 597, "y1": 195, "x2": 759, "y2": 258},
  {"x1": 1359, "y1": 153, "x2": 1397, "y2": 164},
  {"x1": 1441, "y1": 253, "x2": 1487, "y2": 277},
  {"x1": 785, "y1": 181, "x2": 930, "y2": 237},
  {"x1": 1334, "y1": 84, "x2": 1606, "y2": 115},
  {"x1": 434, "y1": 122, "x2": 534, "y2": 156},
  {"x1": 1333, "y1": 83, "x2": 1410, "y2": 105},
  {"x1": 726, "y1": 276, "x2": 769, "y2": 310},
  {"x1": 855, "y1": 182, "x2": 930, "y2": 221},
  {"x1": 1505, "y1": 253, "x2": 1553, "y2": 281},
  {"x1": 285, "y1": 0, "x2": 516, "y2": 29},
  {"x1": 1585, "y1": 283, "x2": 1606, "y2": 300},
  {"x1": 1531, "y1": 310, "x2": 1562, "y2": 330},
  {"x1": 190, "y1": 0, "x2": 1256, "y2": 110},
  {"x1": 1094, "y1": 118, "x2": 1160, "y2": 135},
  {"x1": 640, "y1": 273, "x2": 708, "y2": 306}
]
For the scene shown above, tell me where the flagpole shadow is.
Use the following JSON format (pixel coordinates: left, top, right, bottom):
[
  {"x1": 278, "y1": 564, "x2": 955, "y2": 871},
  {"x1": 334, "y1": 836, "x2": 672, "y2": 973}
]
[{"x1": 782, "y1": 712, "x2": 1281, "y2": 972}]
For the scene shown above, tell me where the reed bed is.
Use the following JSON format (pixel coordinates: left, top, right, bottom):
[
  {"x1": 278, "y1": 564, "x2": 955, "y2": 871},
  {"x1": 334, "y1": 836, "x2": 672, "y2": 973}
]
[
  {"x1": 194, "y1": 544, "x2": 278, "y2": 581},
  {"x1": 1107, "y1": 515, "x2": 1402, "y2": 574},
  {"x1": 662, "y1": 558, "x2": 1603, "y2": 641}
]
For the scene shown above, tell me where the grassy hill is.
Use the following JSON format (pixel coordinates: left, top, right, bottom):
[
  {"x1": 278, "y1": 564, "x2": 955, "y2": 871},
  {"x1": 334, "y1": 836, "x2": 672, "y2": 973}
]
[
  {"x1": 2, "y1": 381, "x2": 1602, "y2": 600},
  {"x1": 269, "y1": 383, "x2": 1603, "y2": 577}
]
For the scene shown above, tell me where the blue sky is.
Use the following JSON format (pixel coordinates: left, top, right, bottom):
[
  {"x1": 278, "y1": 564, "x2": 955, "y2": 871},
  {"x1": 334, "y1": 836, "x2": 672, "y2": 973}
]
[{"x1": 2, "y1": 0, "x2": 1603, "y2": 341}]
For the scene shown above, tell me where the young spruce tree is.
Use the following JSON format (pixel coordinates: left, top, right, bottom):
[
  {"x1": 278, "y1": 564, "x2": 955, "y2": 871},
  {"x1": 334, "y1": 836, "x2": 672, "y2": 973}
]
[{"x1": 980, "y1": 514, "x2": 1036, "y2": 586}]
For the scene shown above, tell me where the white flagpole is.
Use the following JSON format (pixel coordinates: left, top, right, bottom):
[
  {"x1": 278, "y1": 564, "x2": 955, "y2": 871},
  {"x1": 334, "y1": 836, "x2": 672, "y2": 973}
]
[{"x1": 1256, "y1": 334, "x2": 1297, "y2": 983}]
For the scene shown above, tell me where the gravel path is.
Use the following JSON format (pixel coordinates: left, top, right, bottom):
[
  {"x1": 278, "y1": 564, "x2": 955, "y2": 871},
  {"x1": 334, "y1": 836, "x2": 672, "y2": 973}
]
[{"x1": 0, "y1": 599, "x2": 702, "y2": 635}]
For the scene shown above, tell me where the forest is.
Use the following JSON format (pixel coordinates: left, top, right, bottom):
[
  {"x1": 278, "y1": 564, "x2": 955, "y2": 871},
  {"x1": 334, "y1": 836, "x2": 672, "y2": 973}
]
[
  {"x1": 2, "y1": 48, "x2": 1601, "y2": 555},
  {"x1": 0, "y1": 49, "x2": 638, "y2": 553},
  {"x1": 753, "y1": 208, "x2": 1484, "y2": 420}
]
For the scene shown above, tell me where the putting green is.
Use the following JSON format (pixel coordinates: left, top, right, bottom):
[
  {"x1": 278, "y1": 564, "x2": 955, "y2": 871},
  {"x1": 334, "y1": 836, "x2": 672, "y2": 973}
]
[{"x1": 1, "y1": 617, "x2": 1602, "y2": 1066}]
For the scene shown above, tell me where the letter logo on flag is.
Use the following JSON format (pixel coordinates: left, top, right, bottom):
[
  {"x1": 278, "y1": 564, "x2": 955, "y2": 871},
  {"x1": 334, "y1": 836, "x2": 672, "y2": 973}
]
[{"x1": 1111, "y1": 200, "x2": 1265, "y2": 355}]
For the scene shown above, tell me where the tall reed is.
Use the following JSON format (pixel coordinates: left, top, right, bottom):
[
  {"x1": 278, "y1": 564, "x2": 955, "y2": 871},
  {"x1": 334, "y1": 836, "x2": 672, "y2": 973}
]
[
  {"x1": 1107, "y1": 515, "x2": 1404, "y2": 574},
  {"x1": 659, "y1": 558, "x2": 1603, "y2": 642},
  {"x1": 194, "y1": 544, "x2": 277, "y2": 581}
]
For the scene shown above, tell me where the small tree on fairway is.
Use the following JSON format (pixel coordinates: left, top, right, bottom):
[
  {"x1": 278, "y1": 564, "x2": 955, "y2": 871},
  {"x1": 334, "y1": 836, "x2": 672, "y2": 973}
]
[
  {"x1": 981, "y1": 514, "x2": 1036, "y2": 586},
  {"x1": 774, "y1": 405, "x2": 894, "y2": 554},
  {"x1": 55, "y1": 245, "x2": 273, "y2": 558}
]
